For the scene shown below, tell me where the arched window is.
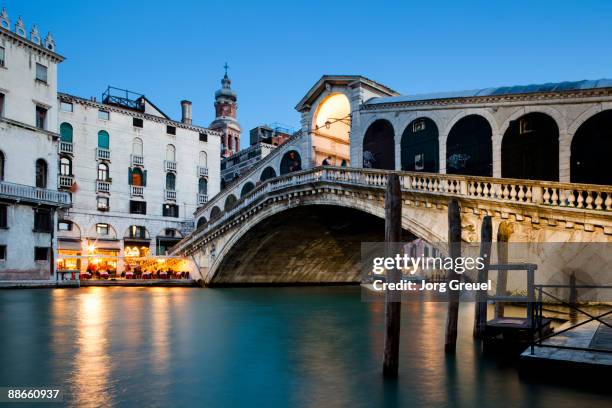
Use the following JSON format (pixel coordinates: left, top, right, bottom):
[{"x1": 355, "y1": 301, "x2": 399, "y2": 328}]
[
  {"x1": 241, "y1": 181, "x2": 255, "y2": 198},
  {"x1": 35, "y1": 159, "x2": 47, "y2": 188},
  {"x1": 97, "y1": 130, "x2": 110, "y2": 149},
  {"x1": 60, "y1": 123, "x2": 73, "y2": 143},
  {"x1": 132, "y1": 137, "x2": 143, "y2": 156},
  {"x1": 363, "y1": 120, "x2": 395, "y2": 170},
  {"x1": 131, "y1": 167, "x2": 143, "y2": 186},
  {"x1": 199, "y1": 151, "x2": 208, "y2": 167},
  {"x1": 260, "y1": 167, "x2": 276, "y2": 182},
  {"x1": 98, "y1": 163, "x2": 109, "y2": 181},
  {"x1": 166, "y1": 172, "x2": 176, "y2": 190},
  {"x1": 446, "y1": 115, "x2": 493, "y2": 176},
  {"x1": 198, "y1": 177, "x2": 208, "y2": 195},
  {"x1": 60, "y1": 157, "x2": 72, "y2": 176},
  {"x1": 166, "y1": 144, "x2": 176, "y2": 162},
  {"x1": 0, "y1": 151, "x2": 4, "y2": 181},
  {"x1": 280, "y1": 151, "x2": 302, "y2": 175}
]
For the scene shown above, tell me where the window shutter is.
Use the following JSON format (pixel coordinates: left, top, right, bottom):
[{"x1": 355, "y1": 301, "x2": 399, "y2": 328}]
[
  {"x1": 128, "y1": 167, "x2": 132, "y2": 185},
  {"x1": 143, "y1": 170, "x2": 147, "y2": 187}
]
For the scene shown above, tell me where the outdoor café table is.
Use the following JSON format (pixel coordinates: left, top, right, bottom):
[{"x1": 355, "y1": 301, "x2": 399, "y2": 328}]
[
  {"x1": 125, "y1": 272, "x2": 134, "y2": 279},
  {"x1": 100, "y1": 271, "x2": 109, "y2": 279},
  {"x1": 159, "y1": 271, "x2": 168, "y2": 279},
  {"x1": 142, "y1": 272, "x2": 151, "y2": 279}
]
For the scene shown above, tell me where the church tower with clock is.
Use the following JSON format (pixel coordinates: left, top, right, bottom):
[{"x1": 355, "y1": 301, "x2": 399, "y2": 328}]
[{"x1": 210, "y1": 64, "x2": 241, "y2": 157}]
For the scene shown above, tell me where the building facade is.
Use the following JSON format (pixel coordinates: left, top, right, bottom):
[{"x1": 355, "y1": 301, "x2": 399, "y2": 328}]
[
  {"x1": 0, "y1": 11, "x2": 70, "y2": 281},
  {"x1": 56, "y1": 88, "x2": 221, "y2": 275},
  {"x1": 210, "y1": 67, "x2": 241, "y2": 158}
]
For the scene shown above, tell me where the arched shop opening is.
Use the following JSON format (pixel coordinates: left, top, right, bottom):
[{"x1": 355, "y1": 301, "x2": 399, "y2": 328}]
[
  {"x1": 280, "y1": 151, "x2": 302, "y2": 175},
  {"x1": 312, "y1": 93, "x2": 351, "y2": 166},
  {"x1": 401, "y1": 117, "x2": 439, "y2": 172},
  {"x1": 502, "y1": 112, "x2": 559, "y2": 181},
  {"x1": 571, "y1": 110, "x2": 612, "y2": 185},
  {"x1": 260, "y1": 167, "x2": 277, "y2": 182},
  {"x1": 241, "y1": 182, "x2": 255, "y2": 198},
  {"x1": 362, "y1": 119, "x2": 395, "y2": 170},
  {"x1": 446, "y1": 115, "x2": 492, "y2": 176}
]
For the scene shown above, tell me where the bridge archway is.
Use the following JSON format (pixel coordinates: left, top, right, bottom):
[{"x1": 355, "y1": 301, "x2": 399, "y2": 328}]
[
  {"x1": 241, "y1": 181, "x2": 255, "y2": 198},
  {"x1": 363, "y1": 119, "x2": 395, "y2": 170},
  {"x1": 260, "y1": 167, "x2": 277, "y2": 182},
  {"x1": 502, "y1": 112, "x2": 559, "y2": 181},
  {"x1": 197, "y1": 217, "x2": 207, "y2": 229},
  {"x1": 280, "y1": 150, "x2": 302, "y2": 175},
  {"x1": 210, "y1": 206, "x2": 222, "y2": 220},
  {"x1": 401, "y1": 117, "x2": 439, "y2": 172},
  {"x1": 446, "y1": 114, "x2": 492, "y2": 176},
  {"x1": 571, "y1": 109, "x2": 612, "y2": 185},
  {"x1": 224, "y1": 194, "x2": 238, "y2": 211},
  {"x1": 312, "y1": 93, "x2": 351, "y2": 166}
]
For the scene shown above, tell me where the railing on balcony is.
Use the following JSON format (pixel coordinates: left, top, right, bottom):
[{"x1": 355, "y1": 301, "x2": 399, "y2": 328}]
[
  {"x1": 58, "y1": 175, "x2": 74, "y2": 189},
  {"x1": 165, "y1": 189, "x2": 177, "y2": 201},
  {"x1": 131, "y1": 154, "x2": 144, "y2": 166},
  {"x1": 0, "y1": 180, "x2": 71, "y2": 206},
  {"x1": 198, "y1": 193, "x2": 208, "y2": 205},
  {"x1": 96, "y1": 147, "x2": 111, "y2": 161},
  {"x1": 198, "y1": 166, "x2": 208, "y2": 177},
  {"x1": 130, "y1": 185, "x2": 144, "y2": 197},
  {"x1": 96, "y1": 180, "x2": 111, "y2": 193},
  {"x1": 59, "y1": 141, "x2": 73, "y2": 155},
  {"x1": 164, "y1": 160, "x2": 177, "y2": 172}
]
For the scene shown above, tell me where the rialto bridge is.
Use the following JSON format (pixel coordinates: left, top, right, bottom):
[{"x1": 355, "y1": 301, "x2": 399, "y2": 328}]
[{"x1": 171, "y1": 75, "x2": 612, "y2": 285}]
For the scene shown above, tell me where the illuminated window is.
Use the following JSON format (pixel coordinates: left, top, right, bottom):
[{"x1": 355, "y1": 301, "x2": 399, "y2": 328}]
[{"x1": 96, "y1": 223, "x2": 109, "y2": 235}]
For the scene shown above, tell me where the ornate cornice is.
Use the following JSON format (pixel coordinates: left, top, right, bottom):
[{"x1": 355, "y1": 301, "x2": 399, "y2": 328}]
[{"x1": 0, "y1": 26, "x2": 64, "y2": 63}]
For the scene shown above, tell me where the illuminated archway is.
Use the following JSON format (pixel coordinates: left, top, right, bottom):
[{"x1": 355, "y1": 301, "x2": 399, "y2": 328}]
[{"x1": 312, "y1": 93, "x2": 351, "y2": 166}]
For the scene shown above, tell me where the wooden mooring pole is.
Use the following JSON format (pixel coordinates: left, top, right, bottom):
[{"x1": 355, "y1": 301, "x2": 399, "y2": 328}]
[
  {"x1": 474, "y1": 216, "x2": 492, "y2": 339},
  {"x1": 445, "y1": 199, "x2": 461, "y2": 353},
  {"x1": 494, "y1": 222, "x2": 511, "y2": 318},
  {"x1": 383, "y1": 173, "x2": 402, "y2": 378}
]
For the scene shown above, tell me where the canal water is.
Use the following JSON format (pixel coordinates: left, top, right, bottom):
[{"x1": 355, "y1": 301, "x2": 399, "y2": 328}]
[{"x1": 0, "y1": 287, "x2": 608, "y2": 408}]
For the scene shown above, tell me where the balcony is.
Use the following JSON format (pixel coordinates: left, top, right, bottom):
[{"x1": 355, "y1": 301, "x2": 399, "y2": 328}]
[
  {"x1": 197, "y1": 193, "x2": 208, "y2": 205},
  {"x1": 96, "y1": 180, "x2": 111, "y2": 193},
  {"x1": 96, "y1": 147, "x2": 111, "y2": 161},
  {"x1": 130, "y1": 185, "x2": 144, "y2": 197},
  {"x1": 0, "y1": 180, "x2": 71, "y2": 206},
  {"x1": 131, "y1": 154, "x2": 144, "y2": 167},
  {"x1": 58, "y1": 175, "x2": 74, "y2": 189},
  {"x1": 59, "y1": 141, "x2": 73, "y2": 155},
  {"x1": 164, "y1": 160, "x2": 177, "y2": 172},
  {"x1": 165, "y1": 189, "x2": 177, "y2": 201},
  {"x1": 197, "y1": 166, "x2": 208, "y2": 177}
]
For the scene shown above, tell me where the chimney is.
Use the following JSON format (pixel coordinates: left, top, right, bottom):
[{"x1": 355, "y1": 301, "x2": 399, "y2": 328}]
[{"x1": 181, "y1": 100, "x2": 192, "y2": 125}]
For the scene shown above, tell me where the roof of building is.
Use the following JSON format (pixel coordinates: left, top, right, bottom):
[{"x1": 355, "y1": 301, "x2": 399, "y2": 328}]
[{"x1": 365, "y1": 79, "x2": 612, "y2": 105}]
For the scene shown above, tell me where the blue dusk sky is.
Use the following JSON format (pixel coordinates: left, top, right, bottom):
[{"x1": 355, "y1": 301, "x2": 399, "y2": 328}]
[{"x1": 4, "y1": 0, "x2": 611, "y2": 144}]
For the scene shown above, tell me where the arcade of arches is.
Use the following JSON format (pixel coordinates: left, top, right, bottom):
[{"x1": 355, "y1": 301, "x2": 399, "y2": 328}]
[
  {"x1": 446, "y1": 115, "x2": 492, "y2": 177},
  {"x1": 401, "y1": 117, "x2": 439, "y2": 172},
  {"x1": 312, "y1": 93, "x2": 351, "y2": 167},
  {"x1": 363, "y1": 119, "x2": 395, "y2": 170},
  {"x1": 571, "y1": 110, "x2": 612, "y2": 185}
]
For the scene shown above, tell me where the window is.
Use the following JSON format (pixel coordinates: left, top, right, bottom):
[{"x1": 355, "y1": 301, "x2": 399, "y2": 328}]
[
  {"x1": 0, "y1": 245, "x2": 5, "y2": 261},
  {"x1": 199, "y1": 151, "x2": 208, "y2": 167},
  {"x1": 35, "y1": 63, "x2": 47, "y2": 83},
  {"x1": 98, "y1": 110, "x2": 109, "y2": 120},
  {"x1": 60, "y1": 157, "x2": 72, "y2": 176},
  {"x1": 162, "y1": 204, "x2": 179, "y2": 218},
  {"x1": 519, "y1": 118, "x2": 533, "y2": 134},
  {"x1": 59, "y1": 123, "x2": 73, "y2": 142},
  {"x1": 34, "y1": 209, "x2": 52, "y2": 232},
  {"x1": 35, "y1": 106, "x2": 47, "y2": 129},
  {"x1": 164, "y1": 228, "x2": 177, "y2": 237},
  {"x1": 132, "y1": 137, "x2": 143, "y2": 156},
  {"x1": 97, "y1": 130, "x2": 110, "y2": 149},
  {"x1": 60, "y1": 102, "x2": 73, "y2": 112},
  {"x1": 165, "y1": 172, "x2": 176, "y2": 190},
  {"x1": 96, "y1": 223, "x2": 109, "y2": 235},
  {"x1": 129, "y1": 167, "x2": 144, "y2": 186},
  {"x1": 167, "y1": 125, "x2": 176, "y2": 135},
  {"x1": 0, "y1": 93, "x2": 4, "y2": 117},
  {"x1": 98, "y1": 163, "x2": 109, "y2": 181},
  {"x1": 128, "y1": 225, "x2": 146, "y2": 239},
  {"x1": 133, "y1": 117, "x2": 143, "y2": 128},
  {"x1": 413, "y1": 119, "x2": 426, "y2": 132},
  {"x1": 0, "y1": 46, "x2": 5, "y2": 67},
  {"x1": 35, "y1": 159, "x2": 47, "y2": 188},
  {"x1": 0, "y1": 204, "x2": 7, "y2": 228},
  {"x1": 0, "y1": 151, "x2": 4, "y2": 181},
  {"x1": 129, "y1": 200, "x2": 146, "y2": 215},
  {"x1": 35, "y1": 247, "x2": 49, "y2": 261},
  {"x1": 199, "y1": 133, "x2": 207, "y2": 142},
  {"x1": 199, "y1": 178, "x2": 207, "y2": 195},
  {"x1": 166, "y1": 144, "x2": 176, "y2": 162},
  {"x1": 58, "y1": 220, "x2": 72, "y2": 231},
  {"x1": 97, "y1": 196, "x2": 109, "y2": 211}
]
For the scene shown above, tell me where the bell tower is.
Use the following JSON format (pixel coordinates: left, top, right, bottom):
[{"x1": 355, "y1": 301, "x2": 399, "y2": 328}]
[{"x1": 210, "y1": 63, "x2": 241, "y2": 157}]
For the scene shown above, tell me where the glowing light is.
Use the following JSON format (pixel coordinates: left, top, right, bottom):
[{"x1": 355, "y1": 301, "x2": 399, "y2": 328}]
[{"x1": 314, "y1": 93, "x2": 350, "y2": 129}]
